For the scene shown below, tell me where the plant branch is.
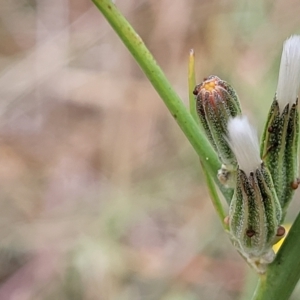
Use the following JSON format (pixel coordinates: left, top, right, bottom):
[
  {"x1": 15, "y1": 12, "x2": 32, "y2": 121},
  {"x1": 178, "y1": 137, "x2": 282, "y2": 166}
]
[
  {"x1": 92, "y1": 1, "x2": 300, "y2": 298},
  {"x1": 92, "y1": 0, "x2": 233, "y2": 204},
  {"x1": 252, "y1": 211, "x2": 300, "y2": 300}
]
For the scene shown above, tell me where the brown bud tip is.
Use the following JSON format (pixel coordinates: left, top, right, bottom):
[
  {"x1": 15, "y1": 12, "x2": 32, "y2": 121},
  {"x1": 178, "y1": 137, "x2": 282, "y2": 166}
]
[
  {"x1": 276, "y1": 225, "x2": 286, "y2": 237},
  {"x1": 291, "y1": 179, "x2": 300, "y2": 190},
  {"x1": 194, "y1": 75, "x2": 236, "y2": 110},
  {"x1": 246, "y1": 229, "x2": 255, "y2": 237}
]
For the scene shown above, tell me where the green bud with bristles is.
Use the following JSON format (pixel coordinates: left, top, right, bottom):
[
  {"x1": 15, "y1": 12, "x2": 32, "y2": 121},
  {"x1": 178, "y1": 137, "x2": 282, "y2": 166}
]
[
  {"x1": 193, "y1": 76, "x2": 242, "y2": 172},
  {"x1": 227, "y1": 117, "x2": 283, "y2": 274},
  {"x1": 260, "y1": 35, "x2": 300, "y2": 219}
]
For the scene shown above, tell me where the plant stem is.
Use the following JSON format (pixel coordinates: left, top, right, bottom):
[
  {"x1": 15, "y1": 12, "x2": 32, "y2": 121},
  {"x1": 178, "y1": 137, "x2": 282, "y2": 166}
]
[
  {"x1": 252, "y1": 211, "x2": 300, "y2": 300},
  {"x1": 201, "y1": 161, "x2": 228, "y2": 228},
  {"x1": 92, "y1": 1, "x2": 300, "y2": 298},
  {"x1": 92, "y1": 0, "x2": 233, "y2": 204}
]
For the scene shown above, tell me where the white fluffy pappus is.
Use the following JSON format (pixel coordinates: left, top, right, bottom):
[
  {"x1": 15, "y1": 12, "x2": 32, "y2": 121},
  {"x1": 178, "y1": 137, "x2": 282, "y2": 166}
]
[
  {"x1": 227, "y1": 116, "x2": 261, "y2": 174},
  {"x1": 276, "y1": 35, "x2": 300, "y2": 110}
]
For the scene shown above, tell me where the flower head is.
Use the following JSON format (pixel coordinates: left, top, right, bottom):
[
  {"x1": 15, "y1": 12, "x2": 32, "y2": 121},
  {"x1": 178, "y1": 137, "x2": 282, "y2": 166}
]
[
  {"x1": 227, "y1": 116, "x2": 282, "y2": 273},
  {"x1": 261, "y1": 36, "x2": 300, "y2": 215},
  {"x1": 194, "y1": 76, "x2": 242, "y2": 167},
  {"x1": 227, "y1": 116, "x2": 261, "y2": 174},
  {"x1": 276, "y1": 35, "x2": 300, "y2": 110}
]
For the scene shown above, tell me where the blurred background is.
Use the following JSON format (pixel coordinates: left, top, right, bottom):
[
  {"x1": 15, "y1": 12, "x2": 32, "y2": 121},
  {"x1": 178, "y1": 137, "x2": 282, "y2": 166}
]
[{"x1": 0, "y1": 0, "x2": 300, "y2": 299}]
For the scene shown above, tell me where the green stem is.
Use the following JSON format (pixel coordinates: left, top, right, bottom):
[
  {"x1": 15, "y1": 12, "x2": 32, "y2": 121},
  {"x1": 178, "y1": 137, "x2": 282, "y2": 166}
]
[
  {"x1": 92, "y1": 1, "x2": 300, "y2": 298},
  {"x1": 252, "y1": 211, "x2": 300, "y2": 300},
  {"x1": 201, "y1": 162, "x2": 227, "y2": 229},
  {"x1": 92, "y1": 0, "x2": 233, "y2": 204}
]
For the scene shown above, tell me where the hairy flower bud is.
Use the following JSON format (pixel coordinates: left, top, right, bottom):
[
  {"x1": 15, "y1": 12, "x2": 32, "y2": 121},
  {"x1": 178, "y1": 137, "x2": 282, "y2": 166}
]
[
  {"x1": 193, "y1": 76, "x2": 242, "y2": 169},
  {"x1": 261, "y1": 36, "x2": 300, "y2": 218},
  {"x1": 227, "y1": 117, "x2": 282, "y2": 273}
]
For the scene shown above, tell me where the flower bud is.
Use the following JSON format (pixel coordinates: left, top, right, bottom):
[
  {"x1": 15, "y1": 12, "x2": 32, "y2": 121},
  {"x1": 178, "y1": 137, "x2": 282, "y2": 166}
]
[
  {"x1": 227, "y1": 117, "x2": 282, "y2": 273},
  {"x1": 261, "y1": 36, "x2": 300, "y2": 218},
  {"x1": 193, "y1": 76, "x2": 242, "y2": 169}
]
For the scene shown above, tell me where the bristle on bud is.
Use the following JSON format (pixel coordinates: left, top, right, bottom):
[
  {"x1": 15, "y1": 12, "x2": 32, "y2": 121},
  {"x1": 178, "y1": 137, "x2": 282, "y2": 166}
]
[
  {"x1": 227, "y1": 116, "x2": 261, "y2": 174},
  {"x1": 276, "y1": 35, "x2": 300, "y2": 110}
]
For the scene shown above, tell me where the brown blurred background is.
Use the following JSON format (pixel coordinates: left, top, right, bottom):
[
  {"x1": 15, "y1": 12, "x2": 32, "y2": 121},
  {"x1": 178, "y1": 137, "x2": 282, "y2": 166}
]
[{"x1": 0, "y1": 0, "x2": 300, "y2": 299}]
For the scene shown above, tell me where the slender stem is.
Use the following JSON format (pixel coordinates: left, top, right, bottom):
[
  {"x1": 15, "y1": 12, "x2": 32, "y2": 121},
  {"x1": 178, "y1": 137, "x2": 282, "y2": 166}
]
[
  {"x1": 201, "y1": 162, "x2": 228, "y2": 229},
  {"x1": 92, "y1": 0, "x2": 233, "y2": 204},
  {"x1": 92, "y1": 1, "x2": 300, "y2": 298},
  {"x1": 252, "y1": 211, "x2": 300, "y2": 300}
]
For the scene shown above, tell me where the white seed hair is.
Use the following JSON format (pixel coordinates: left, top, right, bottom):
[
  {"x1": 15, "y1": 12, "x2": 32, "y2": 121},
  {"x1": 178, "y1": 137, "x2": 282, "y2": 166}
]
[
  {"x1": 227, "y1": 116, "x2": 261, "y2": 174},
  {"x1": 276, "y1": 35, "x2": 300, "y2": 110}
]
